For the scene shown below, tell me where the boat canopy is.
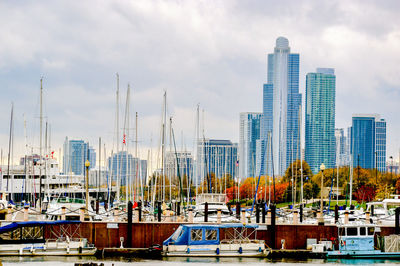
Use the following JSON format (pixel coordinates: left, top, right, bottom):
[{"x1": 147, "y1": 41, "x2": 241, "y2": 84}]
[
  {"x1": 0, "y1": 220, "x2": 80, "y2": 234},
  {"x1": 163, "y1": 223, "x2": 258, "y2": 247}
]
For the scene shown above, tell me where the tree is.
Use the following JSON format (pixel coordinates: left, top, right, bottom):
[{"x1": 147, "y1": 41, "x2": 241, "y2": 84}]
[
  {"x1": 353, "y1": 185, "x2": 376, "y2": 204},
  {"x1": 225, "y1": 186, "x2": 239, "y2": 201},
  {"x1": 283, "y1": 160, "x2": 313, "y2": 183}
]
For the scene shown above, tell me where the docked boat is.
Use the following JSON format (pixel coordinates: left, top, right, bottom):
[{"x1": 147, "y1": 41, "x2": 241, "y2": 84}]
[
  {"x1": 315, "y1": 222, "x2": 400, "y2": 259},
  {"x1": 163, "y1": 223, "x2": 269, "y2": 257},
  {"x1": 193, "y1": 193, "x2": 235, "y2": 223},
  {"x1": 0, "y1": 221, "x2": 96, "y2": 256}
]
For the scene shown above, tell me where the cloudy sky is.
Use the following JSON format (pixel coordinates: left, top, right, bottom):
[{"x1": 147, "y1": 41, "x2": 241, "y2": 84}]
[{"x1": 0, "y1": 0, "x2": 399, "y2": 167}]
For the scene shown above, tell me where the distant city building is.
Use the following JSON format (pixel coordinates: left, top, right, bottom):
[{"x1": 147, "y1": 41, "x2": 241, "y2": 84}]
[
  {"x1": 387, "y1": 164, "x2": 399, "y2": 175},
  {"x1": 88, "y1": 147, "x2": 96, "y2": 169},
  {"x1": 305, "y1": 68, "x2": 336, "y2": 174},
  {"x1": 335, "y1": 128, "x2": 350, "y2": 167},
  {"x1": 165, "y1": 151, "x2": 193, "y2": 185},
  {"x1": 197, "y1": 139, "x2": 238, "y2": 186},
  {"x1": 89, "y1": 166, "x2": 109, "y2": 188},
  {"x1": 107, "y1": 151, "x2": 147, "y2": 186},
  {"x1": 350, "y1": 114, "x2": 386, "y2": 172},
  {"x1": 257, "y1": 36, "x2": 301, "y2": 176},
  {"x1": 19, "y1": 154, "x2": 42, "y2": 166},
  {"x1": 239, "y1": 112, "x2": 261, "y2": 179},
  {"x1": 63, "y1": 137, "x2": 95, "y2": 175}
]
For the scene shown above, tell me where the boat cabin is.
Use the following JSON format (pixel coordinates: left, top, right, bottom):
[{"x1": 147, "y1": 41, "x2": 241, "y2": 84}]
[
  {"x1": 337, "y1": 224, "x2": 376, "y2": 252},
  {"x1": 163, "y1": 223, "x2": 267, "y2": 257}
]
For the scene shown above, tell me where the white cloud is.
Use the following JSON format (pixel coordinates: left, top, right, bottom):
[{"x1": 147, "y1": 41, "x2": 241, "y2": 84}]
[{"x1": 0, "y1": 0, "x2": 400, "y2": 166}]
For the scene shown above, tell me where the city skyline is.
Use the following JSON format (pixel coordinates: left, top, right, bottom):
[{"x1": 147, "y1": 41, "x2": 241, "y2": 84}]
[{"x1": 1, "y1": 1, "x2": 400, "y2": 169}]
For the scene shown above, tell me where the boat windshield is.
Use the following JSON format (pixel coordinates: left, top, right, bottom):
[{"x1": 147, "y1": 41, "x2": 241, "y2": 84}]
[{"x1": 171, "y1": 226, "x2": 183, "y2": 242}]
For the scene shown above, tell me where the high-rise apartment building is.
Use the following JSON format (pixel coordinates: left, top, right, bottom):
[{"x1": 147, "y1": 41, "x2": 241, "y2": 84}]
[
  {"x1": 350, "y1": 114, "x2": 386, "y2": 172},
  {"x1": 239, "y1": 112, "x2": 261, "y2": 179},
  {"x1": 258, "y1": 37, "x2": 301, "y2": 176},
  {"x1": 63, "y1": 137, "x2": 95, "y2": 175},
  {"x1": 305, "y1": 68, "x2": 336, "y2": 174}
]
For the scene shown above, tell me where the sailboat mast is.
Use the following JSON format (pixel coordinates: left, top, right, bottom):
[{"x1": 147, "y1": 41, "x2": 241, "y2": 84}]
[
  {"x1": 195, "y1": 104, "x2": 199, "y2": 198},
  {"x1": 299, "y1": 105, "x2": 304, "y2": 206},
  {"x1": 98, "y1": 137, "x2": 101, "y2": 200},
  {"x1": 39, "y1": 78, "x2": 43, "y2": 211},
  {"x1": 161, "y1": 92, "x2": 166, "y2": 202},
  {"x1": 6, "y1": 103, "x2": 13, "y2": 201},
  {"x1": 169, "y1": 117, "x2": 172, "y2": 202},
  {"x1": 116, "y1": 73, "x2": 120, "y2": 204}
]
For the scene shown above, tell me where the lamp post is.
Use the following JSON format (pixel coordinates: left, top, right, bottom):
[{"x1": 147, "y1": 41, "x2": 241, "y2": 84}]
[
  {"x1": 85, "y1": 160, "x2": 90, "y2": 218},
  {"x1": 319, "y1": 163, "x2": 326, "y2": 224},
  {"x1": 390, "y1": 156, "x2": 395, "y2": 193}
]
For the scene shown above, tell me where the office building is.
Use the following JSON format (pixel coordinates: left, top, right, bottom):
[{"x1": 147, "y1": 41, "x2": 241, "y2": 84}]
[
  {"x1": 108, "y1": 151, "x2": 147, "y2": 186},
  {"x1": 63, "y1": 137, "x2": 95, "y2": 175},
  {"x1": 350, "y1": 114, "x2": 386, "y2": 172},
  {"x1": 197, "y1": 139, "x2": 238, "y2": 186}
]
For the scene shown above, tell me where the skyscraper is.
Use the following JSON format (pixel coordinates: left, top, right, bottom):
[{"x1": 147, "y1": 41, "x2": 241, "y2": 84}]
[
  {"x1": 350, "y1": 114, "x2": 386, "y2": 172},
  {"x1": 305, "y1": 68, "x2": 336, "y2": 174},
  {"x1": 258, "y1": 37, "x2": 301, "y2": 176},
  {"x1": 63, "y1": 137, "x2": 95, "y2": 175},
  {"x1": 239, "y1": 112, "x2": 261, "y2": 179}
]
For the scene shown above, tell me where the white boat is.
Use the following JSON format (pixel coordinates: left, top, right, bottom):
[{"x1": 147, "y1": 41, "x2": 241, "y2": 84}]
[
  {"x1": 0, "y1": 221, "x2": 96, "y2": 256},
  {"x1": 45, "y1": 197, "x2": 96, "y2": 221},
  {"x1": 315, "y1": 222, "x2": 400, "y2": 259},
  {"x1": 163, "y1": 223, "x2": 269, "y2": 257},
  {"x1": 193, "y1": 193, "x2": 235, "y2": 222}
]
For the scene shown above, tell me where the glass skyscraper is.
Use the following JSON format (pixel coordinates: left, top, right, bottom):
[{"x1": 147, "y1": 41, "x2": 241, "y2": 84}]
[
  {"x1": 63, "y1": 137, "x2": 96, "y2": 175},
  {"x1": 239, "y1": 112, "x2": 261, "y2": 179},
  {"x1": 305, "y1": 68, "x2": 336, "y2": 174},
  {"x1": 350, "y1": 114, "x2": 386, "y2": 172},
  {"x1": 258, "y1": 37, "x2": 301, "y2": 176}
]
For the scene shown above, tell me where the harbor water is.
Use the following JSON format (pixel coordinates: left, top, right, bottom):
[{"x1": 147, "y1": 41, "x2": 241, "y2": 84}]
[{"x1": 2, "y1": 256, "x2": 400, "y2": 266}]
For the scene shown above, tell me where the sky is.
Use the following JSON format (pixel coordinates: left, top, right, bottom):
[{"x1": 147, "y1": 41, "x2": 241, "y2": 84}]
[{"x1": 0, "y1": 0, "x2": 399, "y2": 168}]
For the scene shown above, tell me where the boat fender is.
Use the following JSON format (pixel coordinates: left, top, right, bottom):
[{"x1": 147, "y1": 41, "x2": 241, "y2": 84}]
[
  {"x1": 216, "y1": 248, "x2": 220, "y2": 255},
  {"x1": 186, "y1": 248, "x2": 190, "y2": 254},
  {"x1": 238, "y1": 247, "x2": 243, "y2": 254},
  {"x1": 258, "y1": 247, "x2": 262, "y2": 252},
  {"x1": 340, "y1": 239, "x2": 346, "y2": 247}
]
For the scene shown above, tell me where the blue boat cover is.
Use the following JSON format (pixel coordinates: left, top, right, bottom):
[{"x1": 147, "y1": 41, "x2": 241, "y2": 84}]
[
  {"x1": 163, "y1": 223, "x2": 258, "y2": 247},
  {"x1": 0, "y1": 221, "x2": 81, "y2": 234}
]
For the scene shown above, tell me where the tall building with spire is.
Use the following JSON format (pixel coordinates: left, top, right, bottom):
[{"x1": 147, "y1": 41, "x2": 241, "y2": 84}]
[
  {"x1": 257, "y1": 37, "x2": 301, "y2": 177},
  {"x1": 305, "y1": 68, "x2": 336, "y2": 174}
]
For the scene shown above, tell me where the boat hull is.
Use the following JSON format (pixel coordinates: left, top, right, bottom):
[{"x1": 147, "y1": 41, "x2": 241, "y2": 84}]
[
  {"x1": 0, "y1": 243, "x2": 96, "y2": 256},
  {"x1": 327, "y1": 250, "x2": 400, "y2": 259},
  {"x1": 164, "y1": 243, "x2": 269, "y2": 257}
]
